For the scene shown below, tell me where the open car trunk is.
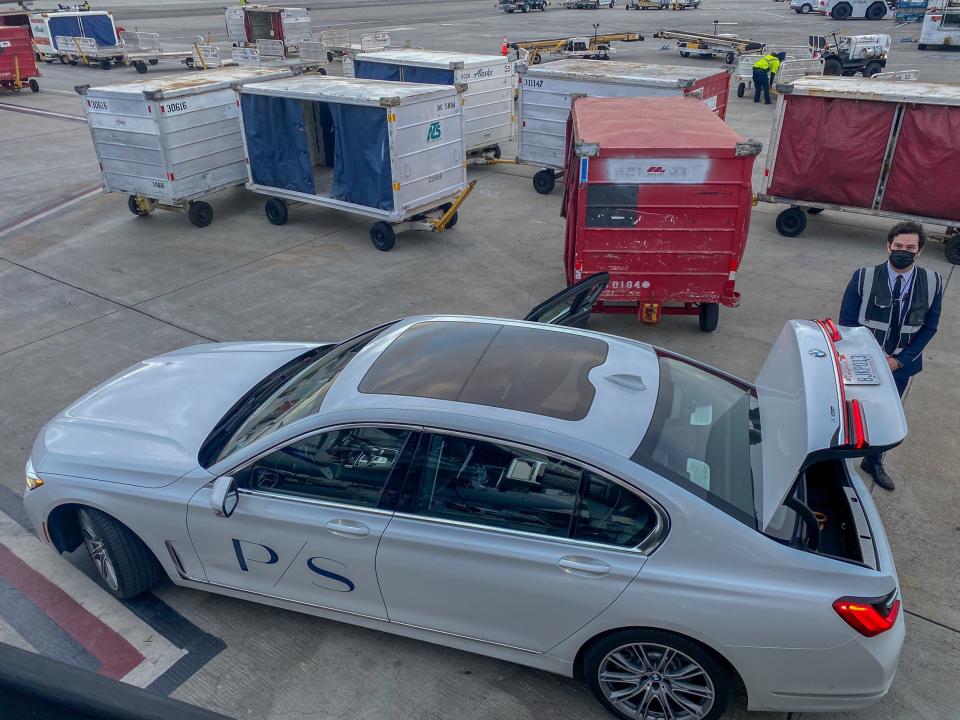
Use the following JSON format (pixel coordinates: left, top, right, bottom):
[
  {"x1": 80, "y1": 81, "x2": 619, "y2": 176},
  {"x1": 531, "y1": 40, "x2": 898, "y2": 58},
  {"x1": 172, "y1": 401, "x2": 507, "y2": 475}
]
[{"x1": 755, "y1": 320, "x2": 907, "y2": 568}]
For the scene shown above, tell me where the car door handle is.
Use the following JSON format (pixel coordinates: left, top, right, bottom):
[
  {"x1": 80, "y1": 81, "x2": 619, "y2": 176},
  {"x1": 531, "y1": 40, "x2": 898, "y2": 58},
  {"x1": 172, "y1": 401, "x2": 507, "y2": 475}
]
[
  {"x1": 325, "y1": 519, "x2": 370, "y2": 538},
  {"x1": 557, "y1": 556, "x2": 611, "y2": 576}
]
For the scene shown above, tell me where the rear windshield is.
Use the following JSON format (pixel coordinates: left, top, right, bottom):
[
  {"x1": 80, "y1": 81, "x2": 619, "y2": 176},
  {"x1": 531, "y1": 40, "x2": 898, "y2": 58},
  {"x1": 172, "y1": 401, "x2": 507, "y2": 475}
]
[{"x1": 632, "y1": 353, "x2": 762, "y2": 527}]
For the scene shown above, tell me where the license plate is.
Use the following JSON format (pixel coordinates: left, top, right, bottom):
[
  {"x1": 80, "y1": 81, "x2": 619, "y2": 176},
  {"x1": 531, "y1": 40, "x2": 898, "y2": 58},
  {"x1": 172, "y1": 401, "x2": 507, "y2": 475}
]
[{"x1": 840, "y1": 354, "x2": 880, "y2": 385}]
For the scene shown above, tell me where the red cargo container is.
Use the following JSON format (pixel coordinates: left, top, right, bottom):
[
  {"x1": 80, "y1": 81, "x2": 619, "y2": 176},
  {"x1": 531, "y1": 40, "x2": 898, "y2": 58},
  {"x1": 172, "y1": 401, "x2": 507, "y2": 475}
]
[
  {"x1": 563, "y1": 96, "x2": 761, "y2": 331},
  {"x1": 0, "y1": 26, "x2": 39, "y2": 93},
  {"x1": 760, "y1": 77, "x2": 960, "y2": 264}
]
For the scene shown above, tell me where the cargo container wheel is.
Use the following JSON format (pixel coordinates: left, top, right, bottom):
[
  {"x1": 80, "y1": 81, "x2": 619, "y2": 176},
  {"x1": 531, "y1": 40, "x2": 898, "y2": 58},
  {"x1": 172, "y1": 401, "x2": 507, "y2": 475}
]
[
  {"x1": 135, "y1": 61, "x2": 148, "y2": 74},
  {"x1": 370, "y1": 222, "x2": 396, "y2": 252},
  {"x1": 737, "y1": 82, "x2": 745, "y2": 97},
  {"x1": 775, "y1": 207, "x2": 807, "y2": 237},
  {"x1": 187, "y1": 201, "x2": 214, "y2": 228},
  {"x1": 945, "y1": 232, "x2": 960, "y2": 265},
  {"x1": 29, "y1": 79, "x2": 39, "y2": 93},
  {"x1": 698, "y1": 303, "x2": 719, "y2": 333},
  {"x1": 439, "y1": 203, "x2": 459, "y2": 229},
  {"x1": 862, "y1": 61, "x2": 883, "y2": 77},
  {"x1": 725, "y1": 51, "x2": 736, "y2": 64},
  {"x1": 264, "y1": 198, "x2": 288, "y2": 226},
  {"x1": 149, "y1": 59, "x2": 159, "y2": 65},
  {"x1": 127, "y1": 195, "x2": 154, "y2": 217},
  {"x1": 533, "y1": 169, "x2": 556, "y2": 195},
  {"x1": 99, "y1": 59, "x2": 112, "y2": 70}
]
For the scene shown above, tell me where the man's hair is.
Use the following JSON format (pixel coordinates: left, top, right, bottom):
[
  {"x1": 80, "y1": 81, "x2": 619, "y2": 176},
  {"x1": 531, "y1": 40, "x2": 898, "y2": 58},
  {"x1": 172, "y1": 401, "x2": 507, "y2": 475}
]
[{"x1": 887, "y1": 221, "x2": 926, "y2": 249}]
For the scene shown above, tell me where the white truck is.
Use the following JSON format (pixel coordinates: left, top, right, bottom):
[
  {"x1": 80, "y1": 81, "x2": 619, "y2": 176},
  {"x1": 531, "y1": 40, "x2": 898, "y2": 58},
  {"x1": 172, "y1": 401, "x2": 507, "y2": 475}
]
[
  {"x1": 815, "y1": 0, "x2": 892, "y2": 19},
  {"x1": 29, "y1": 9, "x2": 118, "y2": 62},
  {"x1": 918, "y1": 0, "x2": 960, "y2": 50},
  {"x1": 811, "y1": 33, "x2": 890, "y2": 77}
]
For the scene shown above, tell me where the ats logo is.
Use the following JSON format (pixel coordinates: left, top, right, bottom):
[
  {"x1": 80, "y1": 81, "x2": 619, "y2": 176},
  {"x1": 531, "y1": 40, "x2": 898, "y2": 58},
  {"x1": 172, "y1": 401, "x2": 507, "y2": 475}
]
[{"x1": 426, "y1": 121, "x2": 442, "y2": 142}]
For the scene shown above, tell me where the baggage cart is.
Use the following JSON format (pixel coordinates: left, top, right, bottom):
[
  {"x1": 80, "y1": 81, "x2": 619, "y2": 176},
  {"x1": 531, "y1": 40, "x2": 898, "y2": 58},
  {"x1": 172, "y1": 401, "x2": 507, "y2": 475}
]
[
  {"x1": 120, "y1": 32, "x2": 195, "y2": 74},
  {"x1": 76, "y1": 66, "x2": 295, "y2": 228},
  {"x1": 29, "y1": 9, "x2": 117, "y2": 63},
  {"x1": 353, "y1": 49, "x2": 515, "y2": 159},
  {"x1": 0, "y1": 25, "x2": 40, "y2": 92},
  {"x1": 563, "y1": 96, "x2": 761, "y2": 330},
  {"x1": 320, "y1": 29, "x2": 390, "y2": 63},
  {"x1": 735, "y1": 51, "x2": 820, "y2": 98},
  {"x1": 228, "y1": 38, "x2": 328, "y2": 71},
  {"x1": 518, "y1": 59, "x2": 730, "y2": 194},
  {"x1": 237, "y1": 75, "x2": 474, "y2": 251},
  {"x1": 224, "y1": 5, "x2": 311, "y2": 53},
  {"x1": 760, "y1": 77, "x2": 960, "y2": 264}
]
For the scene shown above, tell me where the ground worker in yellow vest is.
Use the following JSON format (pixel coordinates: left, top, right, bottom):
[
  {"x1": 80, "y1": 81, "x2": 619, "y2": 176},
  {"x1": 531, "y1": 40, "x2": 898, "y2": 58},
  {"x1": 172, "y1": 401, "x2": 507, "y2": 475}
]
[{"x1": 753, "y1": 51, "x2": 786, "y2": 105}]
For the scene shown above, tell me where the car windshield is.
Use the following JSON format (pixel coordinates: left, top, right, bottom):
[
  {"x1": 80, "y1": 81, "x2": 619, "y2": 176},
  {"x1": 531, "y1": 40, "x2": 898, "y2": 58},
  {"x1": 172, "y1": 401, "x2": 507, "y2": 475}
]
[
  {"x1": 632, "y1": 353, "x2": 762, "y2": 528},
  {"x1": 216, "y1": 326, "x2": 388, "y2": 462}
]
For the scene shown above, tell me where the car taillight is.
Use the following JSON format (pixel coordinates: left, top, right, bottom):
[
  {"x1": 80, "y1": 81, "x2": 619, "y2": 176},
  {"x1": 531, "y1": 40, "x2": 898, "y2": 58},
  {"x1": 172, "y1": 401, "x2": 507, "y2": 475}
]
[{"x1": 833, "y1": 594, "x2": 901, "y2": 637}]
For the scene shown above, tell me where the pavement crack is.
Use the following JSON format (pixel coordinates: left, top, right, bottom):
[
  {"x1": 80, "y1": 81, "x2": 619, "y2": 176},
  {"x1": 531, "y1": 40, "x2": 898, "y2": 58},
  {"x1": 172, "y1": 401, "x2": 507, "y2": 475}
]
[{"x1": 904, "y1": 609, "x2": 960, "y2": 636}]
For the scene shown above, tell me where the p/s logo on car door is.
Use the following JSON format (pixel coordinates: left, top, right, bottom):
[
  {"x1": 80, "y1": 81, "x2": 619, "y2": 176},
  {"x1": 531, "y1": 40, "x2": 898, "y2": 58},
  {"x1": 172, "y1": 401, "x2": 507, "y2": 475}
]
[{"x1": 231, "y1": 539, "x2": 355, "y2": 592}]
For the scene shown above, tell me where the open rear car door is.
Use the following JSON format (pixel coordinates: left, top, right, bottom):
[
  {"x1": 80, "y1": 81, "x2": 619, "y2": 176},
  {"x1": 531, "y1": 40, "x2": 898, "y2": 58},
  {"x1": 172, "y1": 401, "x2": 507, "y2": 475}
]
[
  {"x1": 755, "y1": 319, "x2": 907, "y2": 561},
  {"x1": 524, "y1": 272, "x2": 609, "y2": 327}
]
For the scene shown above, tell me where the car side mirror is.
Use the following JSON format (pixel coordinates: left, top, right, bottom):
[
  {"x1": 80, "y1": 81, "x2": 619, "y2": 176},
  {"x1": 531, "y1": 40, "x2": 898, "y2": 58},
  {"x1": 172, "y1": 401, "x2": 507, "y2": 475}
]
[{"x1": 211, "y1": 475, "x2": 239, "y2": 518}]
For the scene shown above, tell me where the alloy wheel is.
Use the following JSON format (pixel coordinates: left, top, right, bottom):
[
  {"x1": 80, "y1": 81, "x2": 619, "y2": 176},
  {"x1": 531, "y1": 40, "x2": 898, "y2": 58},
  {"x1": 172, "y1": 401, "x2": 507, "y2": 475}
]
[
  {"x1": 597, "y1": 642, "x2": 715, "y2": 720},
  {"x1": 78, "y1": 509, "x2": 120, "y2": 592}
]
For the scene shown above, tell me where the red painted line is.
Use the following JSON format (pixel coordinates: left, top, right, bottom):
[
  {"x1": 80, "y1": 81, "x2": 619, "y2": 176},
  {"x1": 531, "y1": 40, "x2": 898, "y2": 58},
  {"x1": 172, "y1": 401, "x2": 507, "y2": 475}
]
[{"x1": 0, "y1": 543, "x2": 144, "y2": 679}]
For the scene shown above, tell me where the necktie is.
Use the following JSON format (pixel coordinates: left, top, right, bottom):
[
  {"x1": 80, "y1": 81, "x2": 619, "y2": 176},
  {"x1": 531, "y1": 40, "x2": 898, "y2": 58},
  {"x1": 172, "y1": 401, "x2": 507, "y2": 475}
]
[{"x1": 884, "y1": 275, "x2": 903, "y2": 355}]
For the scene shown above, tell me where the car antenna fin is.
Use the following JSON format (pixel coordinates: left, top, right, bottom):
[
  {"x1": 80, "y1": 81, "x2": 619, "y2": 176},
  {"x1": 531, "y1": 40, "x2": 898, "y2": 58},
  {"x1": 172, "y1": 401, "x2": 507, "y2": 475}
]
[{"x1": 604, "y1": 374, "x2": 646, "y2": 391}]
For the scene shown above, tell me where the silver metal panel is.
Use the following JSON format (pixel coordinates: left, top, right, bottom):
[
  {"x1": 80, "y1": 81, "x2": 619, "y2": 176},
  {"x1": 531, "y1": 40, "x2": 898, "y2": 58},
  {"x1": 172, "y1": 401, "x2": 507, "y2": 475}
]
[
  {"x1": 240, "y1": 75, "x2": 460, "y2": 107},
  {"x1": 523, "y1": 58, "x2": 718, "y2": 87},
  {"x1": 355, "y1": 48, "x2": 507, "y2": 70},
  {"x1": 783, "y1": 76, "x2": 960, "y2": 106}
]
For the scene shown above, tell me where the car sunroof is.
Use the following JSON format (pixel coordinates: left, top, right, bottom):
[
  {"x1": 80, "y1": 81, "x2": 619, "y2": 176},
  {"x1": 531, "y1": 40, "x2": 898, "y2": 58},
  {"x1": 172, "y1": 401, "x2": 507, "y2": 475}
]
[{"x1": 357, "y1": 321, "x2": 608, "y2": 421}]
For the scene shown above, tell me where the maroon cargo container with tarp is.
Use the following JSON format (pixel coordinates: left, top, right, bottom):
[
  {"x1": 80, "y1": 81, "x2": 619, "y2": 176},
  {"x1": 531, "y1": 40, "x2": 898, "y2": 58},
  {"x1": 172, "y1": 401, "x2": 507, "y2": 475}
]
[
  {"x1": 759, "y1": 77, "x2": 960, "y2": 264},
  {"x1": 0, "y1": 25, "x2": 39, "y2": 91}
]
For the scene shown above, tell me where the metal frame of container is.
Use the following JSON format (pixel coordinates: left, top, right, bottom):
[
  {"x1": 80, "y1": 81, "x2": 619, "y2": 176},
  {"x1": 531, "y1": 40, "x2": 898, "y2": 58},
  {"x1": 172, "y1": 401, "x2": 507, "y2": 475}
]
[
  {"x1": 29, "y1": 10, "x2": 117, "y2": 61},
  {"x1": 760, "y1": 77, "x2": 960, "y2": 263},
  {"x1": 0, "y1": 25, "x2": 40, "y2": 92},
  {"x1": 563, "y1": 96, "x2": 761, "y2": 330},
  {"x1": 237, "y1": 75, "x2": 472, "y2": 251},
  {"x1": 352, "y1": 48, "x2": 515, "y2": 158},
  {"x1": 224, "y1": 6, "x2": 311, "y2": 53},
  {"x1": 517, "y1": 59, "x2": 731, "y2": 194},
  {"x1": 76, "y1": 66, "x2": 295, "y2": 227}
]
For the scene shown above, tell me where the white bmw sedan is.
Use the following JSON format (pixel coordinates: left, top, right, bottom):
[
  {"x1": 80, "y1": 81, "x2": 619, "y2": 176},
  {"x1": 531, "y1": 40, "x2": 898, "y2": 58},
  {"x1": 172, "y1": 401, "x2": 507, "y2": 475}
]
[{"x1": 23, "y1": 276, "x2": 906, "y2": 720}]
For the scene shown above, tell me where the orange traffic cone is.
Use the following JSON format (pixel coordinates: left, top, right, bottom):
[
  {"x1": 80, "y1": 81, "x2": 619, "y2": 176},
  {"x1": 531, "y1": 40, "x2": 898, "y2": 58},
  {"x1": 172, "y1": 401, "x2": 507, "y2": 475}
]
[{"x1": 501, "y1": 34, "x2": 508, "y2": 56}]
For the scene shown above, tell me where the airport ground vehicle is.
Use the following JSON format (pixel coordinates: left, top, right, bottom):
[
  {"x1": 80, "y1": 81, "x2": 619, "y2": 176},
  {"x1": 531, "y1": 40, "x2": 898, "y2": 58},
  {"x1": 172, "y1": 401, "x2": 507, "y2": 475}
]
[
  {"x1": 652, "y1": 28, "x2": 763, "y2": 64},
  {"x1": 626, "y1": 0, "x2": 670, "y2": 9},
  {"x1": 760, "y1": 76, "x2": 960, "y2": 263},
  {"x1": 509, "y1": 31, "x2": 643, "y2": 64},
  {"x1": 816, "y1": 0, "x2": 892, "y2": 19},
  {"x1": 29, "y1": 9, "x2": 117, "y2": 63},
  {"x1": 563, "y1": 97, "x2": 761, "y2": 331},
  {"x1": 0, "y1": 25, "x2": 40, "y2": 92},
  {"x1": 499, "y1": 0, "x2": 548, "y2": 11},
  {"x1": 24, "y1": 290, "x2": 907, "y2": 719},
  {"x1": 918, "y1": 0, "x2": 960, "y2": 49},
  {"x1": 565, "y1": 0, "x2": 617, "y2": 8},
  {"x1": 224, "y1": 5, "x2": 311, "y2": 53},
  {"x1": 810, "y1": 33, "x2": 889, "y2": 76}
]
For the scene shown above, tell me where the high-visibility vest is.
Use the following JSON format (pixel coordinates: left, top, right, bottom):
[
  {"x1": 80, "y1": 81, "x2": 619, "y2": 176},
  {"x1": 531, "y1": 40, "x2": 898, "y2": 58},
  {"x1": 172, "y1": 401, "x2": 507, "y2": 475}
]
[{"x1": 753, "y1": 54, "x2": 781, "y2": 74}]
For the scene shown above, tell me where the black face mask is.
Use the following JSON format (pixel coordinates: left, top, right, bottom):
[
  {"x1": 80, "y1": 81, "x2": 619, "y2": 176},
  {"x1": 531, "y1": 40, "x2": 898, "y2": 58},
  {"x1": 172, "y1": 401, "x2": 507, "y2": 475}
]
[{"x1": 889, "y1": 250, "x2": 916, "y2": 270}]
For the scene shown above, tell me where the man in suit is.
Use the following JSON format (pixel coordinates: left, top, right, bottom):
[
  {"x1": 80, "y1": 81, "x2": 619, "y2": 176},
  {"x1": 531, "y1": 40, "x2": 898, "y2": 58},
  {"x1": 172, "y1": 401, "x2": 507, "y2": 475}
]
[{"x1": 838, "y1": 221, "x2": 944, "y2": 490}]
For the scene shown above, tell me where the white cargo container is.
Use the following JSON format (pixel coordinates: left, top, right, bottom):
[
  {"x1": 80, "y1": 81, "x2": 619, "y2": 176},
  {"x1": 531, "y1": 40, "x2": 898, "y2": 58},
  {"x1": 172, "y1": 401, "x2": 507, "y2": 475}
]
[
  {"x1": 237, "y1": 75, "x2": 471, "y2": 251},
  {"x1": 224, "y1": 5, "x2": 312, "y2": 52},
  {"x1": 352, "y1": 49, "x2": 515, "y2": 158},
  {"x1": 517, "y1": 59, "x2": 731, "y2": 193},
  {"x1": 76, "y1": 66, "x2": 294, "y2": 227},
  {"x1": 30, "y1": 10, "x2": 117, "y2": 61}
]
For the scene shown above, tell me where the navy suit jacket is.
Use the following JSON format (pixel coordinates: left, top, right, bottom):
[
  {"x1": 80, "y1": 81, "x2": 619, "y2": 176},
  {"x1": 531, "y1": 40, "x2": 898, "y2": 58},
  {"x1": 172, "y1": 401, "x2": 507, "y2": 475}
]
[{"x1": 838, "y1": 266, "x2": 942, "y2": 380}]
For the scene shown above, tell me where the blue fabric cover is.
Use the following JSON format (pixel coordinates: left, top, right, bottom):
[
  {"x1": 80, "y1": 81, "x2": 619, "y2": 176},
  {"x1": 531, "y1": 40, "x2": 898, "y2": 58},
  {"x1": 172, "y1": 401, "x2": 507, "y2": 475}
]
[
  {"x1": 327, "y1": 103, "x2": 393, "y2": 211},
  {"x1": 79, "y1": 14, "x2": 116, "y2": 46},
  {"x1": 47, "y1": 16, "x2": 82, "y2": 49},
  {"x1": 241, "y1": 94, "x2": 316, "y2": 195},
  {"x1": 353, "y1": 59, "x2": 401, "y2": 81},
  {"x1": 402, "y1": 66, "x2": 455, "y2": 85}
]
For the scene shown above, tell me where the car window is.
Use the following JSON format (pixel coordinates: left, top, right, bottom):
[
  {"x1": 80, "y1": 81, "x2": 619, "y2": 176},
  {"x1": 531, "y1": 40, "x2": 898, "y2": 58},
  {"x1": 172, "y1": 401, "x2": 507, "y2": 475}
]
[
  {"x1": 407, "y1": 433, "x2": 660, "y2": 548},
  {"x1": 572, "y1": 472, "x2": 658, "y2": 547},
  {"x1": 411, "y1": 434, "x2": 580, "y2": 538},
  {"x1": 235, "y1": 427, "x2": 413, "y2": 509},
  {"x1": 632, "y1": 353, "x2": 761, "y2": 528}
]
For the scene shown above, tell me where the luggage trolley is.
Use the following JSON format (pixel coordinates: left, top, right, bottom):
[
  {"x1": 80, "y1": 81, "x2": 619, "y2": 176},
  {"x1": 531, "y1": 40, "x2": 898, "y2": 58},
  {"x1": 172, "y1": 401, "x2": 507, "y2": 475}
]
[
  {"x1": 0, "y1": 26, "x2": 40, "y2": 93},
  {"x1": 236, "y1": 75, "x2": 476, "y2": 251}
]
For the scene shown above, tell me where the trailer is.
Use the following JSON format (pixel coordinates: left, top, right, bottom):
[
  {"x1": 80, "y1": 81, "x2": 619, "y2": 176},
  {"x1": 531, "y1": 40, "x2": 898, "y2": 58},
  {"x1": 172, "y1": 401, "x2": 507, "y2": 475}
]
[
  {"x1": 564, "y1": 0, "x2": 617, "y2": 8},
  {"x1": 508, "y1": 31, "x2": 643, "y2": 65},
  {"x1": 352, "y1": 49, "x2": 514, "y2": 159},
  {"x1": 320, "y1": 29, "x2": 391, "y2": 62},
  {"x1": 237, "y1": 75, "x2": 474, "y2": 251},
  {"x1": 759, "y1": 77, "x2": 960, "y2": 264},
  {"x1": 499, "y1": 0, "x2": 548, "y2": 11},
  {"x1": 29, "y1": 9, "x2": 117, "y2": 63},
  {"x1": 54, "y1": 31, "x2": 196, "y2": 72},
  {"x1": 653, "y1": 28, "x2": 763, "y2": 64},
  {"x1": 0, "y1": 25, "x2": 39, "y2": 92},
  {"x1": 625, "y1": 0, "x2": 669, "y2": 8},
  {"x1": 76, "y1": 66, "x2": 295, "y2": 228},
  {"x1": 918, "y1": 0, "x2": 960, "y2": 49},
  {"x1": 518, "y1": 59, "x2": 730, "y2": 194},
  {"x1": 224, "y1": 5, "x2": 311, "y2": 53},
  {"x1": 563, "y1": 96, "x2": 761, "y2": 330}
]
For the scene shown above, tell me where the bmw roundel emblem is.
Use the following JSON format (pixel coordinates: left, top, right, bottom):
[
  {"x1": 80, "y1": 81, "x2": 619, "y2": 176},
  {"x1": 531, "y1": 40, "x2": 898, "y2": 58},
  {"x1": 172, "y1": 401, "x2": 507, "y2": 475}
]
[{"x1": 808, "y1": 348, "x2": 827, "y2": 358}]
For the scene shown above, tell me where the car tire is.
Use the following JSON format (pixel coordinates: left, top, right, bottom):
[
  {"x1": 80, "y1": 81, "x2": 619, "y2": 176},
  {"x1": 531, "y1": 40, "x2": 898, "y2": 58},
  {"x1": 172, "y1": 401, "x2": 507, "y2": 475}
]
[
  {"x1": 801, "y1": 2, "x2": 812, "y2": 10},
  {"x1": 370, "y1": 221, "x2": 396, "y2": 251},
  {"x1": 944, "y1": 233, "x2": 960, "y2": 265},
  {"x1": 698, "y1": 302, "x2": 719, "y2": 332},
  {"x1": 862, "y1": 60, "x2": 883, "y2": 77},
  {"x1": 264, "y1": 197, "x2": 288, "y2": 226},
  {"x1": 725, "y1": 51, "x2": 736, "y2": 64},
  {"x1": 187, "y1": 200, "x2": 214, "y2": 228},
  {"x1": 77, "y1": 507, "x2": 161, "y2": 600},
  {"x1": 776, "y1": 207, "x2": 807, "y2": 237},
  {"x1": 823, "y1": 57, "x2": 843, "y2": 75},
  {"x1": 865, "y1": 1, "x2": 885, "y2": 18},
  {"x1": 533, "y1": 169, "x2": 556, "y2": 194},
  {"x1": 583, "y1": 628, "x2": 732, "y2": 720},
  {"x1": 830, "y1": 2, "x2": 852, "y2": 18}
]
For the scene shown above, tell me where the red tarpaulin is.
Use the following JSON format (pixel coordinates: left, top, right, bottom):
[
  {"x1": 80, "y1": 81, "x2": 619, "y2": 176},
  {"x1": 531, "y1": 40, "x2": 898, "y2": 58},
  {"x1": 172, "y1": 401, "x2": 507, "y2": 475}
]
[
  {"x1": 768, "y1": 96, "x2": 896, "y2": 209},
  {"x1": 880, "y1": 104, "x2": 960, "y2": 223}
]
